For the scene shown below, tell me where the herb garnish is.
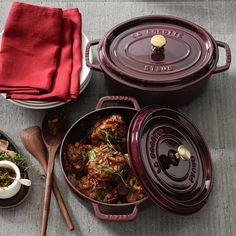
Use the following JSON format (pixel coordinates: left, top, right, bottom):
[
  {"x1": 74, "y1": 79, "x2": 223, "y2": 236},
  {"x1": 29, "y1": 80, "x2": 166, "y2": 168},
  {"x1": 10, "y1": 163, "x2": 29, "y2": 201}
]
[
  {"x1": 87, "y1": 150, "x2": 96, "y2": 160},
  {"x1": 99, "y1": 129, "x2": 126, "y2": 153},
  {"x1": 101, "y1": 166, "x2": 129, "y2": 188},
  {"x1": 124, "y1": 153, "x2": 130, "y2": 165},
  {"x1": 99, "y1": 129, "x2": 126, "y2": 144},
  {"x1": 99, "y1": 129, "x2": 117, "y2": 152}
]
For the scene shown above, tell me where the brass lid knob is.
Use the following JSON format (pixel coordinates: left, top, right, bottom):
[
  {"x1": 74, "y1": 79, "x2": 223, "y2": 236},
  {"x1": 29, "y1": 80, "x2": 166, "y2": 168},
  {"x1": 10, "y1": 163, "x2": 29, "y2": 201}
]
[
  {"x1": 175, "y1": 145, "x2": 191, "y2": 161},
  {"x1": 151, "y1": 35, "x2": 167, "y2": 50}
]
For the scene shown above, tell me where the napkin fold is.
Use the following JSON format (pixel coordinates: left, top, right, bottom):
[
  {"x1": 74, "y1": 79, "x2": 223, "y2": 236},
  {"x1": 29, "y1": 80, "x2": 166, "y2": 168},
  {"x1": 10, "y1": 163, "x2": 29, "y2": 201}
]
[
  {"x1": 8, "y1": 18, "x2": 73, "y2": 101},
  {"x1": 0, "y1": 2, "x2": 82, "y2": 101},
  {"x1": 0, "y1": 2, "x2": 63, "y2": 93},
  {"x1": 64, "y1": 9, "x2": 82, "y2": 99}
]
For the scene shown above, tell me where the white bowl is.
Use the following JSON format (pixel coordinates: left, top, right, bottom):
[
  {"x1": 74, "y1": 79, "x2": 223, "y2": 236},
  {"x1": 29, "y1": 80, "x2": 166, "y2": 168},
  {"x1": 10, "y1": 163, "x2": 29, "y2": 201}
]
[
  {"x1": 0, "y1": 160, "x2": 21, "y2": 199},
  {"x1": 0, "y1": 30, "x2": 92, "y2": 109}
]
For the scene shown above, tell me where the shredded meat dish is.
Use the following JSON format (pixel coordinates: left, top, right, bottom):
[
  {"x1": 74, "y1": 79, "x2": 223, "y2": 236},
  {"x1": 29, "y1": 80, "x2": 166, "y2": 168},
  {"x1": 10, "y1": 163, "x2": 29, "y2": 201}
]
[{"x1": 63, "y1": 114, "x2": 145, "y2": 203}]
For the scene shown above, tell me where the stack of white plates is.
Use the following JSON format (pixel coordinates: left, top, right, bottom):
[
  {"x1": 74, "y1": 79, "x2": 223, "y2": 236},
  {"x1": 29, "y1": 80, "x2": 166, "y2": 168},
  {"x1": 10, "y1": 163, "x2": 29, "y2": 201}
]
[{"x1": 0, "y1": 31, "x2": 92, "y2": 109}]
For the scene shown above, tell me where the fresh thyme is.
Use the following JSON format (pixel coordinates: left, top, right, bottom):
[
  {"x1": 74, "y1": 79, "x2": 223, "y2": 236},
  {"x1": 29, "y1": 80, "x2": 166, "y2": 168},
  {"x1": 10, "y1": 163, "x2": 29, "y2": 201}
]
[
  {"x1": 101, "y1": 166, "x2": 129, "y2": 188},
  {"x1": 99, "y1": 129, "x2": 116, "y2": 151},
  {"x1": 99, "y1": 129, "x2": 125, "y2": 143},
  {"x1": 99, "y1": 129, "x2": 126, "y2": 153}
]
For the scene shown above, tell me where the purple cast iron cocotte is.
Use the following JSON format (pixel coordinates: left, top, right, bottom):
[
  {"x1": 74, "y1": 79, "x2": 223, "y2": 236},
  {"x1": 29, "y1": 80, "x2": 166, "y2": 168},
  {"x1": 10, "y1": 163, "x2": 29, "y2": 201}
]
[
  {"x1": 85, "y1": 15, "x2": 231, "y2": 107},
  {"x1": 60, "y1": 96, "x2": 213, "y2": 221}
]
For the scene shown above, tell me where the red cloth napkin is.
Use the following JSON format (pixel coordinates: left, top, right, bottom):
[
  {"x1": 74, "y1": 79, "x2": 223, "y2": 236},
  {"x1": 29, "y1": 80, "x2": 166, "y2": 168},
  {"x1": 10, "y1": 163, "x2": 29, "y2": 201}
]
[
  {"x1": 64, "y1": 9, "x2": 82, "y2": 99},
  {"x1": 0, "y1": 3, "x2": 82, "y2": 101},
  {"x1": 8, "y1": 18, "x2": 73, "y2": 102},
  {"x1": 0, "y1": 2, "x2": 63, "y2": 93}
]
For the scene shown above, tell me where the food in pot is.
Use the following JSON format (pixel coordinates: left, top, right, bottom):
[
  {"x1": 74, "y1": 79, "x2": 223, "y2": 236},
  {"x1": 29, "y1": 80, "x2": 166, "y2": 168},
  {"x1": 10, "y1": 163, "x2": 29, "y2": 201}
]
[
  {"x1": 63, "y1": 114, "x2": 145, "y2": 203},
  {"x1": 0, "y1": 167, "x2": 16, "y2": 188}
]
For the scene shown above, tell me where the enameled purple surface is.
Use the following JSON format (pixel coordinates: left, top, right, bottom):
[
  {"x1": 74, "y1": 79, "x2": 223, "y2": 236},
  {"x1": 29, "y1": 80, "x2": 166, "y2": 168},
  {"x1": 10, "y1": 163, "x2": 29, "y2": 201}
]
[
  {"x1": 86, "y1": 15, "x2": 231, "y2": 107},
  {"x1": 128, "y1": 105, "x2": 213, "y2": 214}
]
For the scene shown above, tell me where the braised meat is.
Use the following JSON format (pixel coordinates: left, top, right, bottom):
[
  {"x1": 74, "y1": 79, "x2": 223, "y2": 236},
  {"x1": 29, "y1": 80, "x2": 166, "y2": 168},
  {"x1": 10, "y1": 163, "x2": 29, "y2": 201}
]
[
  {"x1": 64, "y1": 114, "x2": 145, "y2": 204},
  {"x1": 86, "y1": 144, "x2": 127, "y2": 181},
  {"x1": 89, "y1": 114, "x2": 127, "y2": 151}
]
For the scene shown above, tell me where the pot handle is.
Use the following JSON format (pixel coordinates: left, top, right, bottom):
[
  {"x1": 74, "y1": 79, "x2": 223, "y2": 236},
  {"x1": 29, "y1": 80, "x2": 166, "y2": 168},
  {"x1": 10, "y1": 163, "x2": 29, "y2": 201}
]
[
  {"x1": 95, "y1": 96, "x2": 140, "y2": 110},
  {"x1": 85, "y1": 39, "x2": 103, "y2": 72},
  {"x1": 92, "y1": 203, "x2": 139, "y2": 221},
  {"x1": 213, "y1": 41, "x2": 231, "y2": 74}
]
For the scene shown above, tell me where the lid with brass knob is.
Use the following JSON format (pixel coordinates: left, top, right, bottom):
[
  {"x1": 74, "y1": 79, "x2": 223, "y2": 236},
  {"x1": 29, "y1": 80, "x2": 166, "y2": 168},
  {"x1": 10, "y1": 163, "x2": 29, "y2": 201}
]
[
  {"x1": 151, "y1": 35, "x2": 167, "y2": 52},
  {"x1": 100, "y1": 15, "x2": 220, "y2": 87},
  {"x1": 127, "y1": 105, "x2": 213, "y2": 215},
  {"x1": 175, "y1": 145, "x2": 191, "y2": 161}
]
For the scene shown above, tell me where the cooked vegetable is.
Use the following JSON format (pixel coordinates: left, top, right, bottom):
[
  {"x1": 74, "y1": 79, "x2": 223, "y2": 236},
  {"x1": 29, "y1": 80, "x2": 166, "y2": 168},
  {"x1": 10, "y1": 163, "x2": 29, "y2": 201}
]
[{"x1": 64, "y1": 114, "x2": 145, "y2": 203}]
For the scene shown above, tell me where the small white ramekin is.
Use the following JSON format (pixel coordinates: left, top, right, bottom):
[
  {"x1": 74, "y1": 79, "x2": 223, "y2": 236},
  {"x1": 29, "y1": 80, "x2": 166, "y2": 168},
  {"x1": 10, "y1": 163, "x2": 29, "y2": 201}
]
[{"x1": 0, "y1": 160, "x2": 21, "y2": 199}]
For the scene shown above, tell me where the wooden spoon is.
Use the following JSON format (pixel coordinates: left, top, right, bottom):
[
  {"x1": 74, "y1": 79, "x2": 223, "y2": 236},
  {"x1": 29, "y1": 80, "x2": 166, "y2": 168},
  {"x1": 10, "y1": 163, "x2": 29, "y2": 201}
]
[
  {"x1": 20, "y1": 126, "x2": 74, "y2": 231},
  {"x1": 41, "y1": 111, "x2": 68, "y2": 236}
]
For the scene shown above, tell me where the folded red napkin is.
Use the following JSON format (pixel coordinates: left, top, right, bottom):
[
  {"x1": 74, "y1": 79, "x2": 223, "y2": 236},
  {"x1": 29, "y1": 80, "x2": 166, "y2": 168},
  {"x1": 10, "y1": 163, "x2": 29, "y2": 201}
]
[
  {"x1": 64, "y1": 9, "x2": 82, "y2": 99},
  {"x1": 0, "y1": 3, "x2": 83, "y2": 102},
  {"x1": 0, "y1": 2, "x2": 63, "y2": 93},
  {"x1": 8, "y1": 18, "x2": 73, "y2": 102}
]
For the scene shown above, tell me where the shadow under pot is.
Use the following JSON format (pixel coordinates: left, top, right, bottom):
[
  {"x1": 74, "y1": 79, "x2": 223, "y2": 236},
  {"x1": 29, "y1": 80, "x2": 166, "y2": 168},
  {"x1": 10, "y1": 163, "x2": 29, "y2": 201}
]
[
  {"x1": 86, "y1": 15, "x2": 231, "y2": 107},
  {"x1": 60, "y1": 96, "x2": 213, "y2": 221}
]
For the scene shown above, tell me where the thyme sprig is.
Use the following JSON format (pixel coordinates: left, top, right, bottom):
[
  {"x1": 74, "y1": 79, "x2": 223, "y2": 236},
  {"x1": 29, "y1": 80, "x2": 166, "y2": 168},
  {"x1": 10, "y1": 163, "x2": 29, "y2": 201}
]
[
  {"x1": 101, "y1": 166, "x2": 129, "y2": 188},
  {"x1": 99, "y1": 129, "x2": 126, "y2": 154},
  {"x1": 99, "y1": 129, "x2": 117, "y2": 152}
]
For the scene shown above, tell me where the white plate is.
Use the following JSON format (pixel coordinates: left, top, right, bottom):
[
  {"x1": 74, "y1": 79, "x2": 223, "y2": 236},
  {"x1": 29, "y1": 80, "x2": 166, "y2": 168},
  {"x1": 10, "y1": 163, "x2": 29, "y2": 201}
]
[
  {"x1": 8, "y1": 76, "x2": 91, "y2": 109},
  {"x1": 0, "y1": 31, "x2": 92, "y2": 109}
]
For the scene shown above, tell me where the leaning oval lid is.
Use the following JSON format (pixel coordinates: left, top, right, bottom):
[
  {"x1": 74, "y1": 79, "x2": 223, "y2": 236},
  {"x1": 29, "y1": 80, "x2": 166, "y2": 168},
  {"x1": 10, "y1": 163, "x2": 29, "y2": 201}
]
[
  {"x1": 100, "y1": 15, "x2": 216, "y2": 85},
  {"x1": 127, "y1": 106, "x2": 213, "y2": 214}
]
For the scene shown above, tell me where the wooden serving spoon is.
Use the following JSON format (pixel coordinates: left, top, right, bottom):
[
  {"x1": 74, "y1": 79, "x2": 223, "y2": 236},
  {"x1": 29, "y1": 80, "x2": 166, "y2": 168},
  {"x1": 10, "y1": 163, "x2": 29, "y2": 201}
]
[
  {"x1": 20, "y1": 126, "x2": 74, "y2": 231},
  {"x1": 41, "y1": 111, "x2": 68, "y2": 236}
]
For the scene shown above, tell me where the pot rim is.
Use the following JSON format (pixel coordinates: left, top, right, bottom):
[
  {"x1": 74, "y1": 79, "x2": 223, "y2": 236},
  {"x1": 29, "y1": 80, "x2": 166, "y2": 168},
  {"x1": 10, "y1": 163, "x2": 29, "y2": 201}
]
[
  {"x1": 60, "y1": 106, "x2": 148, "y2": 207},
  {"x1": 98, "y1": 15, "x2": 219, "y2": 88}
]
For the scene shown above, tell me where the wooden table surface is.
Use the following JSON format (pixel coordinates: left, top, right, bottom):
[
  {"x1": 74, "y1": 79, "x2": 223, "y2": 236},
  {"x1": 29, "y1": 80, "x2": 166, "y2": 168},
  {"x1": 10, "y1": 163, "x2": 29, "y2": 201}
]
[{"x1": 0, "y1": 1, "x2": 235, "y2": 236}]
